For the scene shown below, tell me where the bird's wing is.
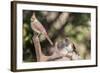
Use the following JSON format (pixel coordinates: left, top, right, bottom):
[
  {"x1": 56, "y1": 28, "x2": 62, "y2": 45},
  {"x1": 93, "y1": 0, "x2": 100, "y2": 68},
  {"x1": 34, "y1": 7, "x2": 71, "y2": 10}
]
[{"x1": 34, "y1": 21, "x2": 47, "y2": 33}]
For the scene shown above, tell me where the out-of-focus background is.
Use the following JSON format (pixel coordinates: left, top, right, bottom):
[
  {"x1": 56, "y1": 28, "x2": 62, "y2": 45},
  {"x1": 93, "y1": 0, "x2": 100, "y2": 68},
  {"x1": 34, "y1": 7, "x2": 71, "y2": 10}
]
[{"x1": 23, "y1": 10, "x2": 91, "y2": 62}]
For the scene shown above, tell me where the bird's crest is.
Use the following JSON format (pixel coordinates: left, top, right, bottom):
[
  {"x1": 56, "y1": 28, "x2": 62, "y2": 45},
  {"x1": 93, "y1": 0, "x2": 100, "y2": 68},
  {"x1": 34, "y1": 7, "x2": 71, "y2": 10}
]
[{"x1": 31, "y1": 12, "x2": 36, "y2": 22}]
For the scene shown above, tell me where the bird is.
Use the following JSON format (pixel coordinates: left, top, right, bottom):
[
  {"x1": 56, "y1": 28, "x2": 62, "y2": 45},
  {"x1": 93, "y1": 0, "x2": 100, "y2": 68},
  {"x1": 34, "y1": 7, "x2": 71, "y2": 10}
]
[
  {"x1": 30, "y1": 12, "x2": 53, "y2": 45},
  {"x1": 55, "y1": 38, "x2": 78, "y2": 56}
]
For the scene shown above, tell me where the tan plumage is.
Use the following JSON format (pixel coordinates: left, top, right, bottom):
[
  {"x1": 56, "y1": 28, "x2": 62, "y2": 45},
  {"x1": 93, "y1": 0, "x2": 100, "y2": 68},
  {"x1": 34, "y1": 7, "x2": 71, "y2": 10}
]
[{"x1": 30, "y1": 13, "x2": 53, "y2": 45}]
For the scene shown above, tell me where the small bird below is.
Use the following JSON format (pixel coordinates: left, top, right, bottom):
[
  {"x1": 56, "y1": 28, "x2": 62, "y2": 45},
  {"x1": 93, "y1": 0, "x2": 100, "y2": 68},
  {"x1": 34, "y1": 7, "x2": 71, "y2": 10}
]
[{"x1": 55, "y1": 38, "x2": 78, "y2": 56}]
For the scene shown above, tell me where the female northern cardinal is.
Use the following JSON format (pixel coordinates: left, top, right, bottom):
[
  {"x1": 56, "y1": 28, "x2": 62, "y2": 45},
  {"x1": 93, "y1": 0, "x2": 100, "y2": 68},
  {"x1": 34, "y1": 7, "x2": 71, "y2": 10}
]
[{"x1": 30, "y1": 12, "x2": 53, "y2": 45}]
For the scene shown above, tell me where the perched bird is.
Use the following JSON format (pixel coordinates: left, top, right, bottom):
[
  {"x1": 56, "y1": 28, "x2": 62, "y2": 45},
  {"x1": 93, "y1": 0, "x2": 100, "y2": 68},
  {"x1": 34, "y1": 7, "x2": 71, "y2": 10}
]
[
  {"x1": 55, "y1": 38, "x2": 78, "y2": 56},
  {"x1": 30, "y1": 12, "x2": 53, "y2": 45}
]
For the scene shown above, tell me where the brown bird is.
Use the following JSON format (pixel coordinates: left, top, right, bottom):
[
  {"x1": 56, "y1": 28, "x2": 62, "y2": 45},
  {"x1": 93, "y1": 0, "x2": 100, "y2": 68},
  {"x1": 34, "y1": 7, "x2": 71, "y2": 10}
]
[{"x1": 30, "y1": 12, "x2": 53, "y2": 45}]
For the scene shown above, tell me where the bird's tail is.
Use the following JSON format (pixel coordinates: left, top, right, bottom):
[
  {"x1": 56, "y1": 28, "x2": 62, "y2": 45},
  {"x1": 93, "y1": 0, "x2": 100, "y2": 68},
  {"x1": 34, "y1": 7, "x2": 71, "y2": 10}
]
[{"x1": 45, "y1": 33, "x2": 53, "y2": 45}]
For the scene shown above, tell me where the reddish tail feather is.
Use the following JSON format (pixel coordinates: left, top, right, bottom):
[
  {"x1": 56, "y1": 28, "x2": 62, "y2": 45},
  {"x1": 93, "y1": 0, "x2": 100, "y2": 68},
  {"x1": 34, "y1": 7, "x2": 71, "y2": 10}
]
[{"x1": 44, "y1": 33, "x2": 53, "y2": 45}]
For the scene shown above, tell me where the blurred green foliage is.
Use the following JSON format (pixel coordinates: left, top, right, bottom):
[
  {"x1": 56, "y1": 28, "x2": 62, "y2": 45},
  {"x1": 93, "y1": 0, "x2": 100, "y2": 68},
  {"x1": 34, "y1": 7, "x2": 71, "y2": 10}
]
[{"x1": 23, "y1": 10, "x2": 91, "y2": 62}]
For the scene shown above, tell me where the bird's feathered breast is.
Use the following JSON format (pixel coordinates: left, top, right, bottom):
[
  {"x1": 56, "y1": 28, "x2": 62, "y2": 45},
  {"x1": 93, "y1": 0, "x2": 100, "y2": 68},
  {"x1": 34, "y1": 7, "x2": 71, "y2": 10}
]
[{"x1": 31, "y1": 19, "x2": 47, "y2": 34}]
